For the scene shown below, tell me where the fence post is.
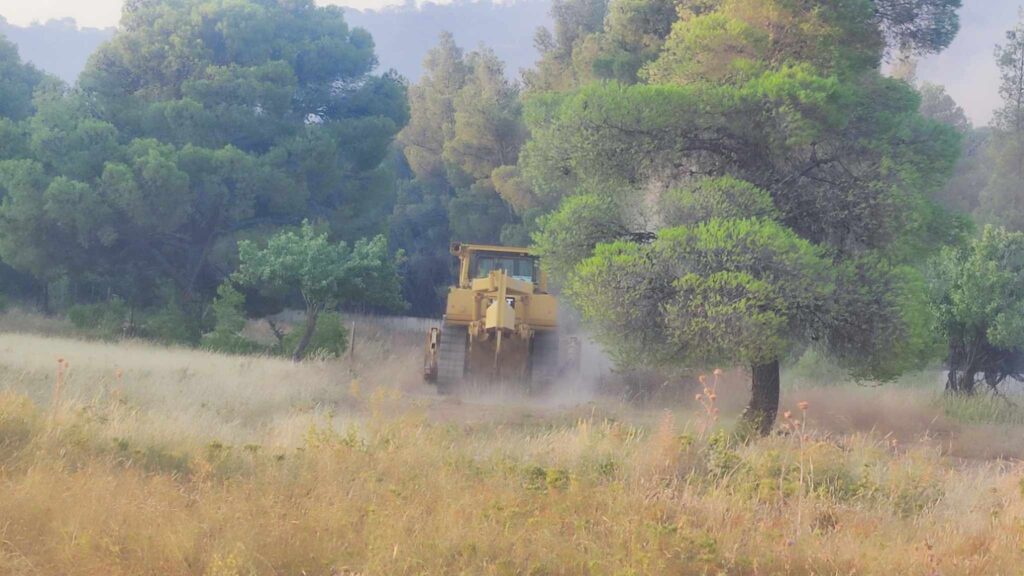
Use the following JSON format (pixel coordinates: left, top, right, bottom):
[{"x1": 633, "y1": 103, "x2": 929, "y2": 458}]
[{"x1": 348, "y1": 319, "x2": 357, "y2": 363}]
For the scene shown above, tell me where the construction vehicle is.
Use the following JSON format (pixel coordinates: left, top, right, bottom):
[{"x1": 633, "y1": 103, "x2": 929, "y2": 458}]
[{"x1": 423, "y1": 242, "x2": 572, "y2": 393}]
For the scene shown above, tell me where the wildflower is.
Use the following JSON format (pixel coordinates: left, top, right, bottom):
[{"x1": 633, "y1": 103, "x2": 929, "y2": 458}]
[
  {"x1": 798, "y1": 401, "x2": 810, "y2": 411},
  {"x1": 695, "y1": 393, "x2": 703, "y2": 402},
  {"x1": 713, "y1": 368, "x2": 723, "y2": 376},
  {"x1": 783, "y1": 411, "x2": 792, "y2": 420},
  {"x1": 698, "y1": 374, "x2": 707, "y2": 385}
]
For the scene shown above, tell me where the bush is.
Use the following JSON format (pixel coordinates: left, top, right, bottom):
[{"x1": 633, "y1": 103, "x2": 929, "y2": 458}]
[
  {"x1": 141, "y1": 302, "x2": 202, "y2": 346},
  {"x1": 281, "y1": 312, "x2": 349, "y2": 359},
  {"x1": 68, "y1": 299, "x2": 130, "y2": 338},
  {"x1": 201, "y1": 283, "x2": 263, "y2": 355}
]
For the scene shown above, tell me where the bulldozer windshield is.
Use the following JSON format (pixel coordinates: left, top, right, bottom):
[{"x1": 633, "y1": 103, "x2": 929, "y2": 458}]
[{"x1": 472, "y1": 253, "x2": 537, "y2": 283}]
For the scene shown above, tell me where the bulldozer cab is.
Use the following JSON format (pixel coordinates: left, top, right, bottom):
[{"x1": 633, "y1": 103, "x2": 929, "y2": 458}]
[
  {"x1": 451, "y1": 242, "x2": 548, "y2": 293},
  {"x1": 472, "y1": 254, "x2": 536, "y2": 284}
]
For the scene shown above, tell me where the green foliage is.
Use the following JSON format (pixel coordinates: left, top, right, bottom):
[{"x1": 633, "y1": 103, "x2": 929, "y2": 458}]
[
  {"x1": 977, "y1": 15, "x2": 1024, "y2": 231},
  {"x1": 874, "y1": 0, "x2": 962, "y2": 57},
  {"x1": 825, "y1": 257, "x2": 941, "y2": 381},
  {"x1": 394, "y1": 34, "x2": 534, "y2": 315},
  {"x1": 522, "y1": 0, "x2": 964, "y2": 433},
  {"x1": 236, "y1": 222, "x2": 405, "y2": 314},
  {"x1": 0, "y1": 0, "x2": 407, "y2": 321},
  {"x1": 29, "y1": 88, "x2": 121, "y2": 182},
  {"x1": 68, "y1": 299, "x2": 129, "y2": 339},
  {"x1": 993, "y1": 18, "x2": 1024, "y2": 132},
  {"x1": 533, "y1": 193, "x2": 632, "y2": 287},
  {"x1": 568, "y1": 219, "x2": 832, "y2": 369},
  {"x1": 917, "y1": 83, "x2": 971, "y2": 134},
  {"x1": 638, "y1": 0, "x2": 959, "y2": 85},
  {"x1": 447, "y1": 181, "x2": 517, "y2": 245},
  {"x1": 598, "y1": 0, "x2": 676, "y2": 80},
  {"x1": 444, "y1": 49, "x2": 526, "y2": 183},
  {"x1": 932, "y1": 227, "x2": 1024, "y2": 350},
  {"x1": 235, "y1": 221, "x2": 403, "y2": 360},
  {"x1": 660, "y1": 177, "x2": 779, "y2": 227},
  {"x1": 930, "y1": 226, "x2": 1024, "y2": 392},
  {"x1": 397, "y1": 32, "x2": 469, "y2": 182},
  {"x1": 526, "y1": 72, "x2": 957, "y2": 378},
  {"x1": 388, "y1": 177, "x2": 452, "y2": 315},
  {"x1": 977, "y1": 133, "x2": 1024, "y2": 231},
  {"x1": 140, "y1": 299, "x2": 202, "y2": 346},
  {"x1": 0, "y1": 35, "x2": 47, "y2": 121},
  {"x1": 201, "y1": 330, "x2": 264, "y2": 356},
  {"x1": 201, "y1": 283, "x2": 263, "y2": 355},
  {"x1": 281, "y1": 312, "x2": 349, "y2": 359},
  {"x1": 642, "y1": 0, "x2": 883, "y2": 84}
]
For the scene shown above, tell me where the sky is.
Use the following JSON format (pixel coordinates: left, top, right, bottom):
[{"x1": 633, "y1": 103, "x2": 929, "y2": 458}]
[
  {"x1": 0, "y1": 0, "x2": 408, "y2": 28},
  {"x1": 0, "y1": 0, "x2": 1016, "y2": 125},
  {"x1": 915, "y1": 0, "x2": 1020, "y2": 127}
]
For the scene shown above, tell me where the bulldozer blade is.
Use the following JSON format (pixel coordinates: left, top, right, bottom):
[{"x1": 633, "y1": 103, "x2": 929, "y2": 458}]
[{"x1": 467, "y1": 331, "x2": 530, "y2": 385}]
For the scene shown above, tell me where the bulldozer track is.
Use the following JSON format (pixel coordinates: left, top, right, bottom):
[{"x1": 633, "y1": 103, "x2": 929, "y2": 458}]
[{"x1": 437, "y1": 323, "x2": 467, "y2": 393}]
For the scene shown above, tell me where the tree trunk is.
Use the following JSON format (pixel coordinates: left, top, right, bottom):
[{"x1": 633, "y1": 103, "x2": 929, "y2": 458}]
[
  {"x1": 945, "y1": 344, "x2": 979, "y2": 395},
  {"x1": 742, "y1": 359, "x2": 781, "y2": 436},
  {"x1": 948, "y1": 369, "x2": 977, "y2": 395},
  {"x1": 945, "y1": 343, "x2": 959, "y2": 393},
  {"x1": 292, "y1": 307, "x2": 319, "y2": 362},
  {"x1": 267, "y1": 319, "x2": 286, "y2": 351},
  {"x1": 40, "y1": 283, "x2": 50, "y2": 315}
]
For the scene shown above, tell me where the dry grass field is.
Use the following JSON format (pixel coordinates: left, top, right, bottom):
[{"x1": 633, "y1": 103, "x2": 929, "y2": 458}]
[{"x1": 1, "y1": 311, "x2": 1023, "y2": 575}]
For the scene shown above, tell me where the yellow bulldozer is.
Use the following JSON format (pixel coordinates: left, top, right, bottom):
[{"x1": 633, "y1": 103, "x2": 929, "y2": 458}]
[{"x1": 423, "y1": 242, "x2": 574, "y2": 393}]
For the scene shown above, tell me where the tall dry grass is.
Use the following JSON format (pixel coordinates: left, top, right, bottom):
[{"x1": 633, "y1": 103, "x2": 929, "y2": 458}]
[{"x1": 0, "y1": 325, "x2": 1023, "y2": 574}]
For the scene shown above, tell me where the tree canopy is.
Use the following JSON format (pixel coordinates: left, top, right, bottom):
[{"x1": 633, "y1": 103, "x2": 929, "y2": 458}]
[
  {"x1": 391, "y1": 33, "x2": 530, "y2": 315},
  {"x1": 931, "y1": 226, "x2": 1024, "y2": 394},
  {"x1": 977, "y1": 17, "x2": 1024, "y2": 231},
  {"x1": 0, "y1": 0, "x2": 407, "y2": 314},
  {"x1": 527, "y1": 0, "x2": 962, "y2": 431},
  {"x1": 235, "y1": 222, "x2": 404, "y2": 360},
  {"x1": 0, "y1": 34, "x2": 46, "y2": 122}
]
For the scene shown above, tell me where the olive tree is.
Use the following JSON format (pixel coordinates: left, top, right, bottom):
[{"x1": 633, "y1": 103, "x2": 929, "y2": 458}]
[
  {"x1": 234, "y1": 222, "x2": 405, "y2": 361},
  {"x1": 930, "y1": 226, "x2": 1024, "y2": 394},
  {"x1": 563, "y1": 217, "x2": 833, "y2": 434}
]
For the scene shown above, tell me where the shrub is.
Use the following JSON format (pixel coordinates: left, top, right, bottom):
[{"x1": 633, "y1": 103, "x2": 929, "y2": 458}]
[
  {"x1": 281, "y1": 312, "x2": 349, "y2": 359},
  {"x1": 141, "y1": 301, "x2": 202, "y2": 346},
  {"x1": 68, "y1": 298, "x2": 130, "y2": 338},
  {"x1": 201, "y1": 283, "x2": 263, "y2": 355}
]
